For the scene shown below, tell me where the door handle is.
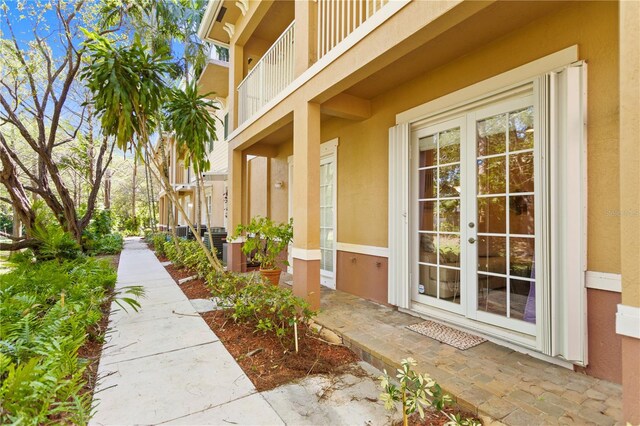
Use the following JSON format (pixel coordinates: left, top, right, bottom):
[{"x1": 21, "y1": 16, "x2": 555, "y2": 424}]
[{"x1": 468, "y1": 237, "x2": 476, "y2": 244}]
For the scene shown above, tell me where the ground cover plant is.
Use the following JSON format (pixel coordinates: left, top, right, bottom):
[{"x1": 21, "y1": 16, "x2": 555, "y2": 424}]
[
  {"x1": 0, "y1": 254, "x2": 117, "y2": 424},
  {"x1": 380, "y1": 358, "x2": 480, "y2": 426}
]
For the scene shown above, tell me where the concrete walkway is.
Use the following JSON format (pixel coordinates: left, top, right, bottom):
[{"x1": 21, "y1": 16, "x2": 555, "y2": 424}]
[{"x1": 91, "y1": 238, "x2": 284, "y2": 425}]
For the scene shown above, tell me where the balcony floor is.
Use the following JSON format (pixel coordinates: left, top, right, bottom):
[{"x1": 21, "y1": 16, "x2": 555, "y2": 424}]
[{"x1": 296, "y1": 284, "x2": 624, "y2": 425}]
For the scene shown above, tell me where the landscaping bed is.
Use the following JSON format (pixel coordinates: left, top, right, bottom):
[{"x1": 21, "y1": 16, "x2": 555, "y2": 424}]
[
  {"x1": 161, "y1": 261, "x2": 360, "y2": 391},
  {"x1": 150, "y1": 237, "x2": 480, "y2": 425},
  {"x1": 201, "y1": 310, "x2": 359, "y2": 391}
]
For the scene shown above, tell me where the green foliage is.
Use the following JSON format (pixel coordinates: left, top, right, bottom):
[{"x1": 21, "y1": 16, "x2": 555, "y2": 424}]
[
  {"x1": 164, "y1": 81, "x2": 219, "y2": 174},
  {"x1": 153, "y1": 234, "x2": 168, "y2": 257},
  {"x1": 0, "y1": 256, "x2": 118, "y2": 424},
  {"x1": 206, "y1": 271, "x2": 315, "y2": 350},
  {"x1": 379, "y1": 358, "x2": 479, "y2": 426},
  {"x1": 161, "y1": 237, "x2": 213, "y2": 277},
  {"x1": 33, "y1": 224, "x2": 82, "y2": 262},
  {"x1": 90, "y1": 210, "x2": 114, "y2": 237},
  {"x1": 82, "y1": 210, "x2": 123, "y2": 255},
  {"x1": 81, "y1": 31, "x2": 173, "y2": 152},
  {"x1": 232, "y1": 216, "x2": 293, "y2": 270},
  {"x1": 89, "y1": 233, "x2": 124, "y2": 255},
  {"x1": 0, "y1": 210, "x2": 13, "y2": 234}
]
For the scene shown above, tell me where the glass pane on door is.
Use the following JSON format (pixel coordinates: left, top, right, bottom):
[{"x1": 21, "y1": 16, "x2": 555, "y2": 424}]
[
  {"x1": 417, "y1": 126, "x2": 461, "y2": 305},
  {"x1": 320, "y1": 161, "x2": 334, "y2": 275},
  {"x1": 475, "y1": 106, "x2": 536, "y2": 325}
]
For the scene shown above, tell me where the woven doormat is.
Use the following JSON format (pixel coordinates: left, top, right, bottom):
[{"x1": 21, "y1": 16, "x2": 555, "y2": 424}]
[{"x1": 407, "y1": 320, "x2": 486, "y2": 350}]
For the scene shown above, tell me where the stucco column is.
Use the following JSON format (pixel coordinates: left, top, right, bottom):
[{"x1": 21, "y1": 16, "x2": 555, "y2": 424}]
[
  {"x1": 226, "y1": 148, "x2": 245, "y2": 272},
  {"x1": 619, "y1": 1, "x2": 640, "y2": 423},
  {"x1": 292, "y1": 101, "x2": 321, "y2": 310},
  {"x1": 228, "y1": 43, "x2": 244, "y2": 132},
  {"x1": 294, "y1": 0, "x2": 317, "y2": 77}
]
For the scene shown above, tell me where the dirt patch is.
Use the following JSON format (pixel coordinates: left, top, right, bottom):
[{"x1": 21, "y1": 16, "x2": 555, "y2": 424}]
[
  {"x1": 397, "y1": 408, "x2": 480, "y2": 426},
  {"x1": 164, "y1": 263, "x2": 197, "y2": 282},
  {"x1": 200, "y1": 310, "x2": 359, "y2": 391},
  {"x1": 180, "y1": 278, "x2": 211, "y2": 299}
]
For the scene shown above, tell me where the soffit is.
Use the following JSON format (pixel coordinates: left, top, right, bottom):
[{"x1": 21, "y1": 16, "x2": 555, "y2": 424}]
[
  {"x1": 206, "y1": 0, "x2": 242, "y2": 44},
  {"x1": 344, "y1": 1, "x2": 567, "y2": 99}
]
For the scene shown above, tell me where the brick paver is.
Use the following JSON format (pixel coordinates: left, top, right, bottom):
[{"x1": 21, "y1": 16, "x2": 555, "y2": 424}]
[{"x1": 313, "y1": 288, "x2": 623, "y2": 425}]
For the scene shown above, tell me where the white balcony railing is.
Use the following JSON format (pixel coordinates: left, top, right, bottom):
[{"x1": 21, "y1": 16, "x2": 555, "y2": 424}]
[
  {"x1": 238, "y1": 21, "x2": 295, "y2": 125},
  {"x1": 317, "y1": 0, "x2": 389, "y2": 59}
]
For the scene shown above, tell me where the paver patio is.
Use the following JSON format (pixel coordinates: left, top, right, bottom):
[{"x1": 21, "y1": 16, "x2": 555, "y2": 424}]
[{"x1": 313, "y1": 289, "x2": 624, "y2": 425}]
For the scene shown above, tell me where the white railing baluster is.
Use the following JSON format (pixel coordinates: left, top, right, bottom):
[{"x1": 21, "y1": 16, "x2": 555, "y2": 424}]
[
  {"x1": 316, "y1": 0, "x2": 389, "y2": 61},
  {"x1": 237, "y1": 21, "x2": 295, "y2": 126}
]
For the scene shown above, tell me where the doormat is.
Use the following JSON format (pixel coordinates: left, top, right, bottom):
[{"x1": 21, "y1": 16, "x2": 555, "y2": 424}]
[{"x1": 407, "y1": 321, "x2": 486, "y2": 350}]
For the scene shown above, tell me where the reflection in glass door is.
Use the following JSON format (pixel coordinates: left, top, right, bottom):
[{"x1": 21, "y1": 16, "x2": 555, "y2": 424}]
[
  {"x1": 320, "y1": 158, "x2": 335, "y2": 288},
  {"x1": 473, "y1": 103, "x2": 537, "y2": 335},
  {"x1": 413, "y1": 118, "x2": 465, "y2": 314}
]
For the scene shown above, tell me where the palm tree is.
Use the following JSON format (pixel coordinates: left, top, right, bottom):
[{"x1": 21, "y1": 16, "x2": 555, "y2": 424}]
[{"x1": 81, "y1": 32, "x2": 223, "y2": 271}]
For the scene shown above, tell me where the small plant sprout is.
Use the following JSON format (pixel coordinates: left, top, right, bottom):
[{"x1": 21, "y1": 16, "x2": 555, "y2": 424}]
[{"x1": 379, "y1": 358, "x2": 479, "y2": 426}]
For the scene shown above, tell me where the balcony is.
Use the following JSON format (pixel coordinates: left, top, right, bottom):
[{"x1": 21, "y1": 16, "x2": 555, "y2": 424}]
[
  {"x1": 198, "y1": 44, "x2": 230, "y2": 98},
  {"x1": 235, "y1": 1, "x2": 391, "y2": 126},
  {"x1": 237, "y1": 21, "x2": 295, "y2": 125}
]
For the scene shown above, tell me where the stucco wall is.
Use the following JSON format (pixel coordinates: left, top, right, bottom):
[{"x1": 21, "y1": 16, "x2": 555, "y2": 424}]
[{"x1": 320, "y1": 1, "x2": 619, "y2": 275}]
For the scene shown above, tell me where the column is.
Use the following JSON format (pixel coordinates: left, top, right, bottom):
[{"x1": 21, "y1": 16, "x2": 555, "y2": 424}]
[
  {"x1": 228, "y1": 43, "x2": 244, "y2": 131},
  {"x1": 294, "y1": 0, "x2": 317, "y2": 77},
  {"x1": 292, "y1": 101, "x2": 321, "y2": 310},
  {"x1": 226, "y1": 148, "x2": 245, "y2": 272},
  {"x1": 619, "y1": 1, "x2": 640, "y2": 423}
]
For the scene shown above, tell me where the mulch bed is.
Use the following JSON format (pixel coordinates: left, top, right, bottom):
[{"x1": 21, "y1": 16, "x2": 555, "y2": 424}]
[
  {"x1": 164, "y1": 263, "x2": 196, "y2": 281},
  {"x1": 155, "y1": 251, "x2": 360, "y2": 392},
  {"x1": 179, "y1": 278, "x2": 211, "y2": 299},
  {"x1": 397, "y1": 408, "x2": 479, "y2": 426},
  {"x1": 200, "y1": 310, "x2": 359, "y2": 391}
]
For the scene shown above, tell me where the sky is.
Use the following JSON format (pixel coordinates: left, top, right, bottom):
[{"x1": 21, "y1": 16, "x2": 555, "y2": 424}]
[{"x1": 1, "y1": 0, "x2": 189, "y2": 157}]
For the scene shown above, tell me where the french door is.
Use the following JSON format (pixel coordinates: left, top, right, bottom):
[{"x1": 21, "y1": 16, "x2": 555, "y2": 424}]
[
  {"x1": 411, "y1": 95, "x2": 539, "y2": 337},
  {"x1": 320, "y1": 156, "x2": 336, "y2": 288}
]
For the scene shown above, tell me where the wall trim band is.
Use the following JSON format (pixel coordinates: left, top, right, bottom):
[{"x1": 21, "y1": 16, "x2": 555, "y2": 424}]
[
  {"x1": 585, "y1": 271, "x2": 622, "y2": 293},
  {"x1": 336, "y1": 242, "x2": 389, "y2": 258},
  {"x1": 616, "y1": 304, "x2": 640, "y2": 339},
  {"x1": 292, "y1": 248, "x2": 322, "y2": 261}
]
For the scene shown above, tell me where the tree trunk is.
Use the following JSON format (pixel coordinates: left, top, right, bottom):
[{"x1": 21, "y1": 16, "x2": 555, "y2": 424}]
[
  {"x1": 12, "y1": 209, "x2": 21, "y2": 239},
  {"x1": 132, "y1": 154, "x2": 137, "y2": 227},
  {"x1": 104, "y1": 169, "x2": 111, "y2": 209}
]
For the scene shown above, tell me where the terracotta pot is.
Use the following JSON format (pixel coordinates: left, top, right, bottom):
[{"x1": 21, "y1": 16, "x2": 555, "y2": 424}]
[{"x1": 260, "y1": 268, "x2": 281, "y2": 286}]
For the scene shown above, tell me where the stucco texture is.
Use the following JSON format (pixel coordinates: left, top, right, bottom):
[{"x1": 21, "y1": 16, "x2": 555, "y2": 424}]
[{"x1": 319, "y1": 1, "x2": 619, "y2": 276}]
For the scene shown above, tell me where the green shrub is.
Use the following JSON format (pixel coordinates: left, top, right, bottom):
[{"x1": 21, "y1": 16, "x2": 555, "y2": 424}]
[
  {"x1": 89, "y1": 233, "x2": 124, "y2": 255},
  {"x1": 90, "y1": 210, "x2": 113, "y2": 237},
  {"x1": 149, "y1": 233, "x2": 167, "y2": 257},
  {"x1": 163, "y1": 239, "x2": 181, "y2": 266},
  {"x1": 206, "y1": 271, "x2": 315, "y2": 350},
  {"x1": 35, "y1": 226, "x2": 82, "y2": 261},
  {"x1": 0, "y1": 256, "x2": 117, "y2": 424}
]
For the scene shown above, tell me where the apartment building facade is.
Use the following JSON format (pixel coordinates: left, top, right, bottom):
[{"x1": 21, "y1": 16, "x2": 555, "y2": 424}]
[{"x1": 196, "y1": 0, "x2": 639, "y2": 421}]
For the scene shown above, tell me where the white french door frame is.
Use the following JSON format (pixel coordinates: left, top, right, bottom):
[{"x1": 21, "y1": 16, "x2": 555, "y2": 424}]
[
  {"x1": 410, "y1": 116, "x2": 467, "y2": 316},
  {"x1": 464, "y1": 94, "x2": 540, "y2": 337}
]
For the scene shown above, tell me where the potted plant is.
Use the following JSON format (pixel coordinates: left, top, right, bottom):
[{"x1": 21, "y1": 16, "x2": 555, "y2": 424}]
[{"x1": 232, "y1": 216, "x2": 293, "y2": 285}]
